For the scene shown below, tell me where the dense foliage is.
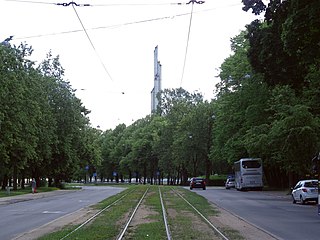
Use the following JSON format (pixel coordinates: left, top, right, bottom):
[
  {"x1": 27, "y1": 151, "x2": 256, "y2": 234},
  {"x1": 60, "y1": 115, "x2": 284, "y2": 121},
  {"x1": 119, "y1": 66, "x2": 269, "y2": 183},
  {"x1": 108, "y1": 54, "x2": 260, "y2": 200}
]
[{"x1": 0, "y1": 43, "x2": 101, "y2": 190}]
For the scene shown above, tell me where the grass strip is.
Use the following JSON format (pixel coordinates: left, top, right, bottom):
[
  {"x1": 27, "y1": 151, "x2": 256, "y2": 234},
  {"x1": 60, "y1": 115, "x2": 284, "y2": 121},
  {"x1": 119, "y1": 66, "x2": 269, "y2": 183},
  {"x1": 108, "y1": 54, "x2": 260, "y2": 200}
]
[
  {"x1": 0, "y1": 187, "x2": 59, "y2": 198},
  {"x1": 162, "y1": 186, "x2": 221, "y2": 240},
  {"x1": 39, "y1": 185, "x2": 145, "y2": 240},
  {"x1": 172, "y1": 187, "x2": 244, "y2": 240},
  {"x1": 125, "y1": 185, "x2": 167, "y2": 240},
  {"x1": 38, "y1": 185, "x2": 243, "y2": 240}
]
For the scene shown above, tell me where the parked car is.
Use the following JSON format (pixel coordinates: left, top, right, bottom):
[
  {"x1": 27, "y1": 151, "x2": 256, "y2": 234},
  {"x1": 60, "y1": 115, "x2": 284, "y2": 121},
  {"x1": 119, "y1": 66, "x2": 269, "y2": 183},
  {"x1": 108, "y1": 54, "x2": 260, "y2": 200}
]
[
  {"x1": 225, "y1": 178, "x2": 235, "y2": 189},
  {"x1": 190, "y1": 177, "x2": 206, "y2": 190},
  {"x1": 291, "y1": 179, "x2": 318, "y2": 204}
]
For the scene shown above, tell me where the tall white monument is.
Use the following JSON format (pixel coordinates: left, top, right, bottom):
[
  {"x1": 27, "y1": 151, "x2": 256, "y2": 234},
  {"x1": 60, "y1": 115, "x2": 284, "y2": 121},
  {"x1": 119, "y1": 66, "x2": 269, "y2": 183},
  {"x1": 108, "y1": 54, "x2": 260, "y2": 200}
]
[{"x1": 151, "y1": 46, "x2": 162, "y2": 113}]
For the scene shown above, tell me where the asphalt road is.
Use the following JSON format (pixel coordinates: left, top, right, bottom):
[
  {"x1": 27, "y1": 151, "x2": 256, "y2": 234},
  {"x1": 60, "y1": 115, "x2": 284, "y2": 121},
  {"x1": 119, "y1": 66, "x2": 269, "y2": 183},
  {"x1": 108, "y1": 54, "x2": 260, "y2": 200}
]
[
  {"x1": 192, "y1": 186, "x2": 320, "y2": 240},
  {"x1": 0, "y1": 186, "x2": 125, "y2": 240}
]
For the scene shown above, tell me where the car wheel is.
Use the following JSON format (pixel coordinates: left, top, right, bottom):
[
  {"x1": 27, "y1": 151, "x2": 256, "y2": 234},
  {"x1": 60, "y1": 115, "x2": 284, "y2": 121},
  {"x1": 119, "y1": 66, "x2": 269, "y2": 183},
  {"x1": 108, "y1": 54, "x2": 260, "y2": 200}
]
[
  {"x1": 300, "y1": 195, "x2": 305, "y2": 205},
  {"x1": 292, "y1": 194, "x2": 296, "y2": 204}
]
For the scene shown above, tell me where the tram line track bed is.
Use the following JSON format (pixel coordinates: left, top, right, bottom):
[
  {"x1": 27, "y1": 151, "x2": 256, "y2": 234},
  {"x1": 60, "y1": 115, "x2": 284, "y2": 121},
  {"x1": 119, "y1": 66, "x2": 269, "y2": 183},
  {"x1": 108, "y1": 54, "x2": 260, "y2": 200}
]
[{"x1": 38, "y1": 185, "x2": 246, "y2": 240}]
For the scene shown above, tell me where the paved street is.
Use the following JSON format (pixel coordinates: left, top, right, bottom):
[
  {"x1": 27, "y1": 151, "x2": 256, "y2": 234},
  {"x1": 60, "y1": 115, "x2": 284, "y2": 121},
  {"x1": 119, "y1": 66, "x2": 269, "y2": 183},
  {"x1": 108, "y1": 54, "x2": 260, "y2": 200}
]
[
  {"x1": 193, "y1": 187, "x2": 320, "y2": 240},
  {"x1": 0, "y1": 186, "x2": 125, "y2": 240}
]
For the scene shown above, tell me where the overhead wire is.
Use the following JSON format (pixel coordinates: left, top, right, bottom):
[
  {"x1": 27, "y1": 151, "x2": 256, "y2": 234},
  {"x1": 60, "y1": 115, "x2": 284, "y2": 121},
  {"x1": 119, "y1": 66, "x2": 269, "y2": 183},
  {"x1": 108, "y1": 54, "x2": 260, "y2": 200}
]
[
  {"x1": 70, "y1": 3, "x2": 114, "y2": 82},
  {"x1": 6, "y1": 0, "x2": 240, "y2": 90},
  {"x1": 2, "y1": 0, "x2": 56, "y2": 4},
  {"x1": 179, "y1": 1, "x2": 194, "y2": 87},
  {"x1": 14, "y1": 13, "x2": 188, "y2": 40},
  {"x1": 3, "y1": 0, "x2": 188, "y2": 6},
  {"x1": 11, "y1": 0, "x2": 241, "y2": 40},
  {"x1": 13, "y1": 2, "x2": 242, "y2": 40}
]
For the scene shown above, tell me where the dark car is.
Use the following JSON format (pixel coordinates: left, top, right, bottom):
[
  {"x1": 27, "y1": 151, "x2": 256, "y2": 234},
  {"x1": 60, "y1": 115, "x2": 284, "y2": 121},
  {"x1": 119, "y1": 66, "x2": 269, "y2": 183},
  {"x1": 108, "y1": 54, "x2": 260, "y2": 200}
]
[{"x1": 190, "y1": 177, "x2": 206, "y2": 190}]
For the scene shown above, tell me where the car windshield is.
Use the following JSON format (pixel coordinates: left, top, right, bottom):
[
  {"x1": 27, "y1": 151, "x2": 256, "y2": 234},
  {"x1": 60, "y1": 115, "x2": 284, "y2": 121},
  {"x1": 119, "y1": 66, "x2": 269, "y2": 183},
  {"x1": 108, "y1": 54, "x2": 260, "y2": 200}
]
[
  {"x1": 304, "y1": 181, "x2": 318, "y2": 187},
  {"x1": 194, "y1": 178, "x2": 204, "y2": 181}
]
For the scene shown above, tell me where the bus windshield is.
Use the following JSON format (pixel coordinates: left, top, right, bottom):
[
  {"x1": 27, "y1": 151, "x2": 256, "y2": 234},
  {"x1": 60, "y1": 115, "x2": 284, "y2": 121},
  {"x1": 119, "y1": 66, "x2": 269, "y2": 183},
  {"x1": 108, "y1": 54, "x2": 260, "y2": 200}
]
[{"x1": 242, "y1": 160, "x2": 261, "y2": 169}]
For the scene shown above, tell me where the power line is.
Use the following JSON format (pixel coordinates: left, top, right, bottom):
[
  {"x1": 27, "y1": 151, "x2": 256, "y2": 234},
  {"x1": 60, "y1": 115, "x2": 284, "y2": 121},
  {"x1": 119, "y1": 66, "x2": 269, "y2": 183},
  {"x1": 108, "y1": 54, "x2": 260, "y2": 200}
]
[
  {"x1": 179, "y1": 0, "x2": 208, "y2": 87},
  {"x1": 3, "y1": 0, "x2": 193, "y2": 6},
  {"x1": 179, "y1": 1, "x2": 195, "y2": 87},
  {"x1": 3, "y1": 0, "x2": 56, "y2": 4},
  {"x1": 13, "y1": 2, "x2": 241, "y2": 40},
  {"x1": 69, "y1": 3, "x2": 114, "y2": 82},
  {"x1": 14, "y1": 13, "x2": 188, "y2": 40}
]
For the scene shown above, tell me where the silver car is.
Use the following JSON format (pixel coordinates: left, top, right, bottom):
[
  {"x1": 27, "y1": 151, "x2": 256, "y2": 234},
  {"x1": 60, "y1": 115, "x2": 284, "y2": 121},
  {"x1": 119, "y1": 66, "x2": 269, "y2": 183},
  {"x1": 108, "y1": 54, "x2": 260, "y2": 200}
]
[
  {"x1": 291, "y1": 179, "x2": 318, "y2": 204},
  {"x1": 225, "y1": 178, "x2": 235, "y2": 189}
]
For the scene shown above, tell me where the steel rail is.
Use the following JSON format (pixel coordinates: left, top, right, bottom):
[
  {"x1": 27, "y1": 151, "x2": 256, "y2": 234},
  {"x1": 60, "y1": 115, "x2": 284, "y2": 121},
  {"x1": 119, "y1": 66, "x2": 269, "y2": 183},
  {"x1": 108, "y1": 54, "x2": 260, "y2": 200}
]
[
  {"x1": 117, "y1": 187, "x2": 149, "y2": 240},
  {"x1": 172, "y1": 188, "x2": 230, "y2": 240},
  {"x1": 59, "y1": 190, "x2": 132, "y2": 240},
  {"x1": 159, "y1": 187, "x2": 172, "y2": 240}
]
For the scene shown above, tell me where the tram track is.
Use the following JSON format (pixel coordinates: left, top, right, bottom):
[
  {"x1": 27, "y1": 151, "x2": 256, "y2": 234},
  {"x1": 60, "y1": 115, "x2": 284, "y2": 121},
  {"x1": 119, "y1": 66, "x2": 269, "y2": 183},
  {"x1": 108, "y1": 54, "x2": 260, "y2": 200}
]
[
  {"x1": 116, "y1": 187, "x2": 149, "y2": 240},
  {"x1": 115, "y1": 186, "x2": 229, "y2": 240},
  {"x1": 171, "y1": 187, "x2": 229, "y2": 240},
  {"x1": 59, "y1": 189, "x2": 135, "y2": 240},
  {"x1": 116, "y1": 186, "x2": 172, "y2": 240},
  {"x1": 54, "y1": 185, "x2": 232, "y2": 240}
]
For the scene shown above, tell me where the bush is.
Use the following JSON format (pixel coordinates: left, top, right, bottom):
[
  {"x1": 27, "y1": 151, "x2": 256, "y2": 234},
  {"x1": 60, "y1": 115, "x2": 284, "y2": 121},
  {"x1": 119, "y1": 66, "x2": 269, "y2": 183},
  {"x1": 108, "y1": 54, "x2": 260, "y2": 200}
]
[
  {"x1": 207, "y1": 174, "x2": 228, "y2": 186},
  {"x1": 53, "y1": 181, "x2": 66, "y2": 189},
  {"x1": 39, "y1": 178, "x2": 48, "y2": 187}
]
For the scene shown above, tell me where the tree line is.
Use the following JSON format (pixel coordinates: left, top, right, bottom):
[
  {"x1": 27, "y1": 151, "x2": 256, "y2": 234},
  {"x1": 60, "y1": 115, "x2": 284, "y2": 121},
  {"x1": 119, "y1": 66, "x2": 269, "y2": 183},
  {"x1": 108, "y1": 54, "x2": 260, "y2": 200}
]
[
  {"x1": 0, "y1": 43, "x2": 102, "y2": 190},
  {"x1": 1, "y1": 0, "x2": 319, "y2": 189}
]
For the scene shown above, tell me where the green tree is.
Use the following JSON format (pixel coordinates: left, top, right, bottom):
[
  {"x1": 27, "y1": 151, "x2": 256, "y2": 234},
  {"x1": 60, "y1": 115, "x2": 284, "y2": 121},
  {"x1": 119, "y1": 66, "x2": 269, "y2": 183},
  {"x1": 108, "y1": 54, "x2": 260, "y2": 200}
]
[
  {"x1": 37, "y1": 52, "x2": 89, "y2": 186},
  {"x1": 0, "y1": 43, "x2": 41, "y2": 190}
]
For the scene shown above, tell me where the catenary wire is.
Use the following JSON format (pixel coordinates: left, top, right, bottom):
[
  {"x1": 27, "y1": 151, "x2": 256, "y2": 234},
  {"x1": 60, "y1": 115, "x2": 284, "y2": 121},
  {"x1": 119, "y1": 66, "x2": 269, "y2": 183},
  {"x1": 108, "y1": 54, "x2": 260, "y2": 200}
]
[
  {"x1": 179, "y1": 2, "x2": 194, "y2": 87},
  {"x1": 12, "y1": 2, "x2": 241, "y2": 40},
  {"x1": 71, "y1": 4, "x2": 113, "y2": 82},
  {"x1": 3, "y1": 0, "x2": 192, "y2": 6},
  {"x1": 3, "y1": 0, "x2": 56, "y2": 4}
]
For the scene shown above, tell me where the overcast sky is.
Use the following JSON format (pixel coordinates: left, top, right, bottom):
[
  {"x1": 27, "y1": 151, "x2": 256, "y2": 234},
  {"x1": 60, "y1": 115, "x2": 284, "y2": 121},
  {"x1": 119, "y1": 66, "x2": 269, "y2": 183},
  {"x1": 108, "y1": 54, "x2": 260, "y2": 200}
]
[{"x1": 1, "y1": 0, "x2": 258, "y2": 130}]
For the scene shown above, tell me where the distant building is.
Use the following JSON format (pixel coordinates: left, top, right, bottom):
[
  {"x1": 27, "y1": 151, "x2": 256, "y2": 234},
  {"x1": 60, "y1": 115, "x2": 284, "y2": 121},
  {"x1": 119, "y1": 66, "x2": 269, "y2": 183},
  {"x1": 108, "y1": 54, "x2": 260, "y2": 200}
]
[{"x1": 151, "y1": 46, "x2": 162, "y2": 113}]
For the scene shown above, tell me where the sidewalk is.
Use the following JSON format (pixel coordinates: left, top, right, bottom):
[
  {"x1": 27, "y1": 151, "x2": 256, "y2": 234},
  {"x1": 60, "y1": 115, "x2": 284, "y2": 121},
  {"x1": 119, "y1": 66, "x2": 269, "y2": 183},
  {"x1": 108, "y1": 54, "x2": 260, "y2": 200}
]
[{"x1": 0, "y1": 190, "x2": 71, "y2": 206}]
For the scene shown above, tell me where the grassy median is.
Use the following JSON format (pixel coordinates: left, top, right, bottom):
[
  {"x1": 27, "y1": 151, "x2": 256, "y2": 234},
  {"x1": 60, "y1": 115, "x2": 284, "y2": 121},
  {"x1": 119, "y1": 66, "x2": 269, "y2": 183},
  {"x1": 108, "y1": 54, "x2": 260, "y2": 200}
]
[{"x1": 39, "y1": 185, "x2": 242, "y2": 240}]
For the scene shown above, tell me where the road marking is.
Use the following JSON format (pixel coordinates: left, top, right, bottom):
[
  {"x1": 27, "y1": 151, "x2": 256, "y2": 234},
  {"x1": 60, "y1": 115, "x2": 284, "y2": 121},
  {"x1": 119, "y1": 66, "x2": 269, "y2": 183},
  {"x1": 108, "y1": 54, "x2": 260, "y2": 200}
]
[{"x1": 42, "y1": 211, "x2": 63, "y2": 214}]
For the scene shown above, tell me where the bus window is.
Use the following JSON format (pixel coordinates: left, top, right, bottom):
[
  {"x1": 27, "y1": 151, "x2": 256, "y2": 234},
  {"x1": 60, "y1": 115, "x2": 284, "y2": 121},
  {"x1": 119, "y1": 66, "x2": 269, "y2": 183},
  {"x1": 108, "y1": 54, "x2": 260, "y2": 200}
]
[{"x1": 242, "y1": 160, "x2": 261, "y2": 169}]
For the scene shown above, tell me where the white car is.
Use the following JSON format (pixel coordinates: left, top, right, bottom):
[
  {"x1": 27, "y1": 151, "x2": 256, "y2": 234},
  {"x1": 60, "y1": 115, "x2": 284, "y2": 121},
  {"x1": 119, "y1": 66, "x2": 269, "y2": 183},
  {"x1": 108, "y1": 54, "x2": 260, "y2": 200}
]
[
  {"x1": 291, "y1": 179, "x2": 318, "y2": 204},
  {"x1": 225, "y1": 178, "x2": 235, "y2": 189}
]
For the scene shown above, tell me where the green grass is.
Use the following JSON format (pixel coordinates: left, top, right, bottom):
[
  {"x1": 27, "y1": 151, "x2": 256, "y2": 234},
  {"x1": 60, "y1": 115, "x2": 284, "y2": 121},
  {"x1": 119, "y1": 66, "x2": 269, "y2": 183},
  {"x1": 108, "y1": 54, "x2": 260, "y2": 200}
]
[
  {"x1": 162, "y1": 186, "x2": 220, "y2": 240},
  {"x1": 0, "y1": 186, "x2": 59, "y2": 198},
  {"x1": 39, "y1": 185, "x2": 244, "y2": 240},
  {"x1": 126, "y1": 185, "x2": 167, "y2": 240},
  {"x1": 39, "y1": 185, "x2": 145, "y2": 240}
]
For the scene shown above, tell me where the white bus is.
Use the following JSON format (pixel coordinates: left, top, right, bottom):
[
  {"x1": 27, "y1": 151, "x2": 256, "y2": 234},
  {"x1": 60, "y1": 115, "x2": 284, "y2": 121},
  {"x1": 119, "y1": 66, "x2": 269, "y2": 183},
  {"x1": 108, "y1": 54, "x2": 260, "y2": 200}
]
[{"x1": 234, "y1": 158, "x2": 263, "y2": 191}]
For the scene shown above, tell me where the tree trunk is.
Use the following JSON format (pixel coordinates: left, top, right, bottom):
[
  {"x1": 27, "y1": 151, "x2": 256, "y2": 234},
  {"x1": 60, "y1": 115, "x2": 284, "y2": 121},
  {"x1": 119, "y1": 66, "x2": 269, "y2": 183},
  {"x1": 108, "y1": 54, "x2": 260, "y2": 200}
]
[
  {"x1": 205, "y1": 156, "x2": 212, "y2": 186},
  {"x1": 1, "y1": 175, "x2": 8, "y2": 190},
  {"x1": 13, "y1": 165, "x2": 18, "y2": 191},
  {"x1": 48, "y1": 177, "x2": 53, "y2": 187},
  {"x1": 143, "y1": 165, "x2": 147, "y2": 185},
  {"x1": 21, "y1": 174, "x2": 25, "y2": 189},
  {"x1": 128, "y1": 170, "x2": 131, "y2": 183}
]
